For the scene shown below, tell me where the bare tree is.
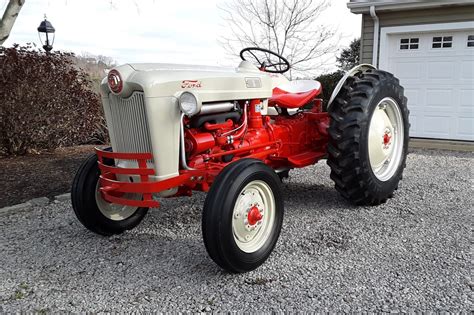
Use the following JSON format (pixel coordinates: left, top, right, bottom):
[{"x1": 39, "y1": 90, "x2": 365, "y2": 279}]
[
  {"x1": 0, "y1": 0, "x2": 25, "y2": 45},
  {"x1": 219, "y1": 0, "x2": 338, "y2": 77}
]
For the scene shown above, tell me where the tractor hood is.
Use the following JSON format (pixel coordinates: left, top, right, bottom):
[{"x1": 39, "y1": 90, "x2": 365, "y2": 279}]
[{"x1": 100, "y1": 61, "x2": 287, "y2": 103}]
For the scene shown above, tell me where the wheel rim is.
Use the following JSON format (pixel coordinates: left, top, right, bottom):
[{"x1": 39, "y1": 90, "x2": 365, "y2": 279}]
[
  {"x1": 95, "y1": 182, "x2": 140, "y2": 221},
  {"x1": 368, "y1": 97, "x2": 404, "y2": 182},
  {"x1": 232, "y1": 180, "x2": 276, "y2": 253}
]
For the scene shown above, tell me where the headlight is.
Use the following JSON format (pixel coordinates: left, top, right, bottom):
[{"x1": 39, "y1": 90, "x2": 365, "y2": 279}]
[
  {"x1": 107, "y1": 69, "x2": 123, "y2": 94},
  {"x1": 179, "y1": 92, "x2": 201, "y2": 116}
]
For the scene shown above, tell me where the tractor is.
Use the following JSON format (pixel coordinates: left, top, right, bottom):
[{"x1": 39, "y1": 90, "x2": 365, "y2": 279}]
[{"x1": 72, "y1": 47, "x2": 409, "y2": 273}]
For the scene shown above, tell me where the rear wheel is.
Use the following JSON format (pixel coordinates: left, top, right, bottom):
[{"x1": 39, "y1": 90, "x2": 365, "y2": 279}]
[
  {"x1": 327, "y1": 69, "x2": 409, "y2": 205},
  {"x1": 202, "y1": 159, "x2": 284, "y2": 273},
  {"x1": 71, "y1": 152, "x2": 148, "y2": 236}
]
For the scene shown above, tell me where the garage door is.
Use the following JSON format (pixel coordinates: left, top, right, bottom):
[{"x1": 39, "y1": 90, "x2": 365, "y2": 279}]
[{"x1": 380, "y1": 28, "x2": 474, "y2": 141}]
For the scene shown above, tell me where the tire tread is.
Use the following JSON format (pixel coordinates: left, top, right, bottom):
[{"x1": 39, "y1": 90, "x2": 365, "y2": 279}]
[{"x1": 327, "y1": 70, "x2": 410, "y2": 205}]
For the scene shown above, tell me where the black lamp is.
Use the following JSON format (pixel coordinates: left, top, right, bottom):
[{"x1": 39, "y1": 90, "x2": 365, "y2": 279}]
[{"x1": 37, "y1": 15, "x2": 55, "y2": 52}]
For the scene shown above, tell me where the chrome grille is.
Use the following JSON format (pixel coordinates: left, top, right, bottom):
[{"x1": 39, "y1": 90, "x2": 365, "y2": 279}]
[{"x1": 107, "y1": 92, "x2": 152, "y2": 154}]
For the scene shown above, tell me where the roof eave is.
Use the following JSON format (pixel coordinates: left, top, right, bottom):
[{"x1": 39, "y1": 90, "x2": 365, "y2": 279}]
[{"x1": 347, "y1": 0, "x2": 474, "y2": 14}]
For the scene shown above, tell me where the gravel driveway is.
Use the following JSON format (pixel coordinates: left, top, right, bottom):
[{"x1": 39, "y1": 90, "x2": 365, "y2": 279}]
[{"x1": 1, "y1": 149, "x2": 472, "y2": 312}]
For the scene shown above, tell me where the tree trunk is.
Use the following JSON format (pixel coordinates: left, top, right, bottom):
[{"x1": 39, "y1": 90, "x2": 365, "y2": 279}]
[{"x1": 0, "y1": 0, "x2": 26, "y2": 45}]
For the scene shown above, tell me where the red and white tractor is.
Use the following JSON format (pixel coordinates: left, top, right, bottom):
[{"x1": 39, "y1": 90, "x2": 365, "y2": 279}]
[{"x1": 72, "y1": 47, "x2": 409, "y2": 273}]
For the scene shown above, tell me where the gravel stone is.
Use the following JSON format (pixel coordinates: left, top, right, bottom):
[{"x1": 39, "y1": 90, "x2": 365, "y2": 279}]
[
  {"x1": 54, "y1": 193, "x2": 71, "y2": 202},
  {"x1": 0, "y1": 149, "x2": 472, "y2": 312},
  {"x1": 28, "y1": 197, "x2": 50, "y2": 206},
  {"x1": 0, "y1": 202, "x2": 32, "y2": 217}
]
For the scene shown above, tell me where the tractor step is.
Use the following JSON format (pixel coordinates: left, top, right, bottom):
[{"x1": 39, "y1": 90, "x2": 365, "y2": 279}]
[{"x1": 287, "y1": 151, "x2": 326, "y2": 167}]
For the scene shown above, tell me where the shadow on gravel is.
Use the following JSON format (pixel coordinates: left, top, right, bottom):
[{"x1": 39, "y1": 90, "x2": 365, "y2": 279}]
[{"x1": 282, "y1": 181, "x2": 357, "y2": 210}]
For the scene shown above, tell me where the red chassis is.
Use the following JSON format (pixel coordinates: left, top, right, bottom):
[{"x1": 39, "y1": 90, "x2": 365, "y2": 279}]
[{"x1": 96, "y1": 98, "x2": 329, "y2": 208}]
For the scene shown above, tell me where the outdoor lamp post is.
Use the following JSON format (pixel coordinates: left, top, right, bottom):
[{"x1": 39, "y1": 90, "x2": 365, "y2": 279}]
[{"x1": 37, "y1": 15, "x2": 55, "y2": 52}]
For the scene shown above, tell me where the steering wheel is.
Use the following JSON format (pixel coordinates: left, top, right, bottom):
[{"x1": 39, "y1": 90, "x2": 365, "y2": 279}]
[{"x1": 240, "y1": 47, "x2": 290, "y2": 74}]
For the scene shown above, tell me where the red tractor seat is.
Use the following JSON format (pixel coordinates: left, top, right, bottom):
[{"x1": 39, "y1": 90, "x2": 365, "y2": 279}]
[{"x1": 269, "y1": 80, "x2": 322, "y2": 109}]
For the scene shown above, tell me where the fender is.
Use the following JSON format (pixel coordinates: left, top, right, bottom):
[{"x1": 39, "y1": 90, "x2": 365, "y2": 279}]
[{"x1": 327, "y1": 64, "x2": 377, "y2": 109}]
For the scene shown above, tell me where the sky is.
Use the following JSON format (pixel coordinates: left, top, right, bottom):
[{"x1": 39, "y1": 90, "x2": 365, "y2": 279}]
[{"x1": 3, "y1": 0, "x2": 361, "y2": 73}]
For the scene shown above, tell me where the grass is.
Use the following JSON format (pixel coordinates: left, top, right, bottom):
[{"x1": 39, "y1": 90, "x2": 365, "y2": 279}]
[
  {"x1": 19, "y1": 283, "x2": 29, "y2": 290},
  {"x1": 10, "y1": 282, "x2": 30, "y2": 301},
  {"x1": 244, "y1": 277, "x2": 274, "y2": 285},
  {"x1": 12, "y1": 290, "x2": 25, "y2": 300}
]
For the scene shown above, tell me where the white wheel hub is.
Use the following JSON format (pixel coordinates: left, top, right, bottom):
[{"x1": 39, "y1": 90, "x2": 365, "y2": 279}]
[
  {"x1": 368, "y1": 97, "x2": 404, "y2": 181},
  {"x1": 95, "y1": 182, "x2": 140, "y2": 221},
  {"x1": 232, "y1": 180, "x2": 275, "y2": 253}
]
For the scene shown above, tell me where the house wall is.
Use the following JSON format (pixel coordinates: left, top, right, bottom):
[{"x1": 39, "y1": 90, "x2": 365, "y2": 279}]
[{"x1": 360, "y1": 5, "x2": 474, "y2": 64}]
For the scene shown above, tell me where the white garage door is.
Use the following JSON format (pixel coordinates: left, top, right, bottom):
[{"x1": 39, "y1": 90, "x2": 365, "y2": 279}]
[{"x1": 380, "y1": 26, "x2": 474, "y2": 141}]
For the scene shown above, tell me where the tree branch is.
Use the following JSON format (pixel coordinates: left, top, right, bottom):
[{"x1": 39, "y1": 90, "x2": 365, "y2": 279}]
[
  {"x1": 219, "y1": 0, "x2": 338, "y2": 77},
  {"x1": 0, "y1": 0, "x2": 26, "y2": 45}
]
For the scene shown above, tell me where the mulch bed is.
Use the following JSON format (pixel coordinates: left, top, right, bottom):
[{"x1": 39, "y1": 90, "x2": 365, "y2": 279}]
[{"x1": 0, "y1": 145, "x2": 101, "y2": 208}]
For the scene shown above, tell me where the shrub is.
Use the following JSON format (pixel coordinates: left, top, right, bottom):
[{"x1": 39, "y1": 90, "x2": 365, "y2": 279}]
[
  {"x1": 315, "y1": 71, "x2": 344, "y2": 110},
  {"x1": 0, "y1": 44, "x2": 107, "y2": 155}
]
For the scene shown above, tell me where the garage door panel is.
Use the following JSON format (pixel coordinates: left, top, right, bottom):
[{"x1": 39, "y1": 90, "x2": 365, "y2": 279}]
[
  {"x1": 461, "y1": 60, "x2": 474, "y2": 80},
  {"x1": 423, "y1": 115, "x2": 452, "y2": 138},
  {"x1": 457, "y1": 118, "x2": 474, "y2": 140},
  {"x1": 404, "y1": 89, "x2": 420, "y2": 108},
  {"x1": 427, "y1": 61, "x2": 455, "y2": 80},
  {"x1": 408, "y1": 112, "x2": 420, "y2": 136},
  {"x1": 382, "y1": 27, "x2": 474, "y2": 141},
  {"x1": 425, "y1": 89, "x2": 453, "y2": 110},
  {"x1": 460, "y1": 89, "x2": 474, "y2": 110},
  {"x1": 394, "y1": 61, "x2": 422, "y2": 80}
]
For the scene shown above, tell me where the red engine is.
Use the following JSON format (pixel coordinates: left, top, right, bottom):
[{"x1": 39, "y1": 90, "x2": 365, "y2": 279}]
[{"x1": 184, "y1": 99, "x2": 329, "y2": 172}]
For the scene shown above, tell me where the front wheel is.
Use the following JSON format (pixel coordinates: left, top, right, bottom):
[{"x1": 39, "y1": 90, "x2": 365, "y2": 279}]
[
  {"x1": 71, "y1": 152, "x2": 148, "y2": 236},
  {"x1": 202, "y1": 159, "x2": 284, "y2": 273},
  {"x1": 327, "y1": 69, "x2": 410, "y2": 205}
]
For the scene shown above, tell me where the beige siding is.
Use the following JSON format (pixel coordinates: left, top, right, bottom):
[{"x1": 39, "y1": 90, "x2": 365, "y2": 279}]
[
  {"x1": 361, "y1": 15, "x2": 374, "y2": 63},
  {"x1": 360, "y1": 5, "x2": 474, "y2": 64}
]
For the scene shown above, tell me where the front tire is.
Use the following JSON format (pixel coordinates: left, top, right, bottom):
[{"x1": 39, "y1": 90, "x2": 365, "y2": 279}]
[
  {"x1": 327, "y1": 69, "x2": 409, "y2": 205},
  {"x1": 202, "y1": 159, "x2": 284, "y2": 273},
  {"x1": 71, "y1": 152, "x2": 148, "y2": 236}
]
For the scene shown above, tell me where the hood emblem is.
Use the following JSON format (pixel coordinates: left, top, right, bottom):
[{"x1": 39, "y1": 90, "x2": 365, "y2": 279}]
[{"x1": 182, "y1": 80, "x2": 202, "y2": 89}]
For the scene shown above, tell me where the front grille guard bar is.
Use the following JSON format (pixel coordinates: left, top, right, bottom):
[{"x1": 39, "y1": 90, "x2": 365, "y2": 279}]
[
  {"x1": 95, "y1": 139, "x2": 280, "y2": 208},
  {"x1": 95, "y1": 148, "x2": 209, "y2": 208}
]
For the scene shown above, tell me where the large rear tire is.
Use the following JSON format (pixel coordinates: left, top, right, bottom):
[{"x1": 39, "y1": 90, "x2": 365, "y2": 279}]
[
  {"x1": 71, "y1": 152, "x2": 149, "y2": 236},
  {"x1": 202, "y1": 159, "x2": 284, "y2": 273},
  {"x1": 327, "y1": 69, "x2": 409, "y2": 205}
]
